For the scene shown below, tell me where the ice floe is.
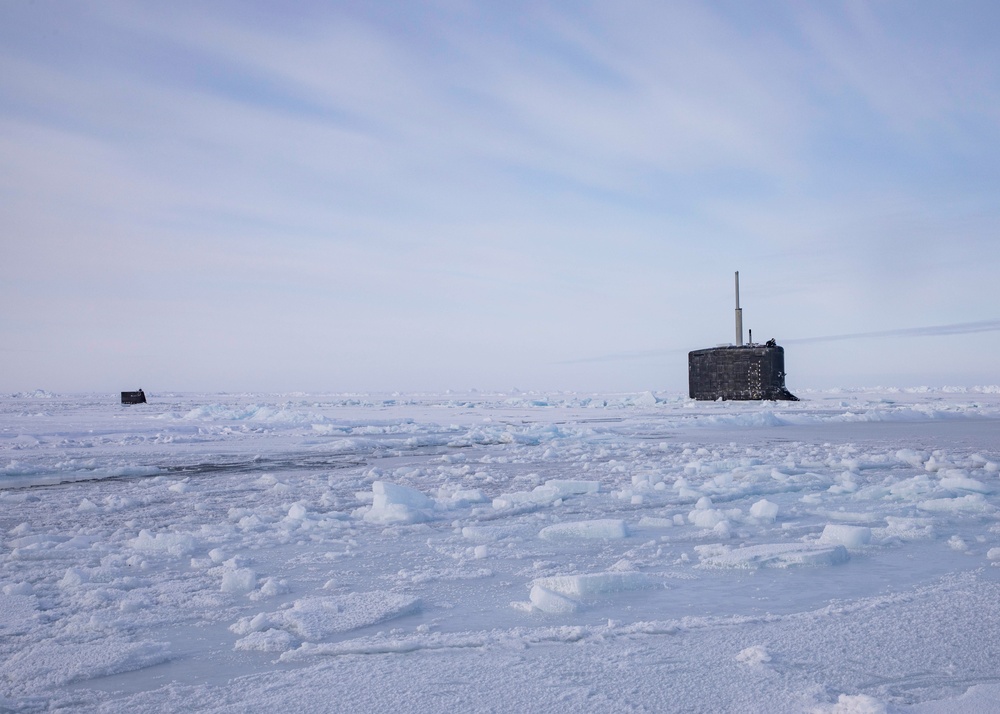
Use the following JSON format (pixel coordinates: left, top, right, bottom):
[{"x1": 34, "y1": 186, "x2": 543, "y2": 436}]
[{"x1": 231, "y1": 592, "x2": 421, "y2": 642}]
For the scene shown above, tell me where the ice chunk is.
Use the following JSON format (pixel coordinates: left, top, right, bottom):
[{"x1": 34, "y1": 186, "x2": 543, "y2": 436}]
[
  {"x1": 529, "y1": 585, "x2": 579, "y2": 614},
  {"x1": 462, "y1": 526, "x2": 520, "y2": 543},
  {"x1": 688, "y1": 509, "x2": 727, "y2": 529},
  {"x1": 918, "y1": 494, "x2": 994, "y2": 513},
  {"x1": 59, "y1": 567, "x2": 89, "y2": 589},
  {"x1": 128, "y1": 530, "x2": 196, "y2": 558},
  {"x1": 938, "y1": 473, "x2": 990, "y2": 494},
  {"x1": 527, "y1": 570, "x2": 654, "y2": 613},
  {"x1": 437, "y1": 488, "x2": 487, "y2": 505},
  {"x1": 896, "y1": 449, "x2": 929, "y2": 468},
  {"x1": 637, "y1": 517, "x2": 674, "y2": 528},
  {"x1": 749, "y1": 499, "x2": 779, "y2": 522},
  {"x1": 882, "y1": 516, "x2": 935, "y2": 541},
  {"x1": 9, "y1": 534, "x2": 70, "y2": 549},
  {"x1": 812, "y1": 693, "x2": 887, "y2": 713},
  {"x1": 221, "y1": 568, "x2": 257, "y2": 594},
  {"x1": 539, "y1": 519, "x2": 628, "y2": 540},
  {"x1": 948, "y1": 535, "x2": 968, "y2": 552},
  {"x1": 233, "y1": 592, "x2": 421, "y2": 640},
  {"x1": 697, "y1": 543, "x2": 850, "y2": 569},
  {"x1": 631, "y1": 391, "x2": 659, "y2": 407},
  {"x1": 546, "y1": 480, "x2": 599, "y2": 496},
  {"x1": 460, "y1": 525, "x2": 520, "y2": 542},
  {"x1": 2, "y1": 638, "x2": 170, "y2": 690},
  {"x1": 819, "y1": 510, "x2": 878, "y2": 524},
  {"x1": 2, "y1": 582, "x2": 33, "y2": 596},
  {"x1": 256, "y1": 577, "x2": 290, "y2": 598},
  {"x1": 735, "y1": 645, "x2": 771, "y2": 665},
  {"x1": 234, "y1": 629, "x2": 296, "y2": 652},
  {"x1": 532, "y1": 572, "x2": 653, "y2": 598},
  {"x1": 363, "y1": 481, "x2": 434, "y2": 524},
  {"x1": 492, "y1": 480, "x2": 599, "y2": 509},
  {"x1": 492, "y1": 485, "x2": 562, "y2": 509},
  {"x1": 819, "y1": 525, "x2": 872, "y2": 549}
]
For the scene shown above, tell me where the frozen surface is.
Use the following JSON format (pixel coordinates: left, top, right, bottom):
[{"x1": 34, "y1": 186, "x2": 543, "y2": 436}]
[{"x1": 3, "y1": 388, "x2": 1000, "y2": 711}]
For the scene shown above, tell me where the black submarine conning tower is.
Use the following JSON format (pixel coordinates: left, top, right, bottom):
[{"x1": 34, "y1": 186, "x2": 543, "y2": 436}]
[{"x1": 688, "y1": 272, "x2": 798, "y2": 401}]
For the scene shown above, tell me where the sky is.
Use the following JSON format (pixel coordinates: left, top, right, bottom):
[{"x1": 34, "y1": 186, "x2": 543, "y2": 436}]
[{"x1": 2, "y1": 1, "x2": 1000, "y2": 394}]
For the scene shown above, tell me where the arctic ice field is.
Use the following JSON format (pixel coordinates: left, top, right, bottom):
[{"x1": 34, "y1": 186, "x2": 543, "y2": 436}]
[{"x1": 3, "y1": 389, "x2": 1000, "y2": 713}]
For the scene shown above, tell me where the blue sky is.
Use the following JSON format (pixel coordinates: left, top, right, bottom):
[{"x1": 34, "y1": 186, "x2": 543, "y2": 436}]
[{"x1": 2, "y1": 1, "x2": 999, "y2": 393}]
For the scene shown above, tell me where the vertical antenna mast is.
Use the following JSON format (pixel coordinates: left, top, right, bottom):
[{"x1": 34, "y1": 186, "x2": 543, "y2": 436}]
[{"x1": 735, "y1": 271, "x2": 743, "y2": 346}]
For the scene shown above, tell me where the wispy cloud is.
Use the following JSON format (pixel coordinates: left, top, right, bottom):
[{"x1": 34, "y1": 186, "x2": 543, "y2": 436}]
[{"x1": 784, "y1": 319, "x2": 1000, "y2": 344}]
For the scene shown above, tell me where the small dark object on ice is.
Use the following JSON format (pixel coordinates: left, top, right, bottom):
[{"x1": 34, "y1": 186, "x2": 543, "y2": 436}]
[{"x1": 121, "y1": 389, "x2": 146, "y2": 404}]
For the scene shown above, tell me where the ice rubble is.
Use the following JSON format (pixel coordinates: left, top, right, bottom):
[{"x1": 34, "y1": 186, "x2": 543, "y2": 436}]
[
  {"x1": 3, "y1": 389, "x2": 1000, "y2": 711},
  {"x1": 359, "y1": 477, "x2": 600, "y2": 523}
]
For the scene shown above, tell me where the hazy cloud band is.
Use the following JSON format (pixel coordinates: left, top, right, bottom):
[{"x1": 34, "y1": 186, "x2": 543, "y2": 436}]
[
  {"x1": 564, "y1": 319, "x2": 1000, "y2": 365},
  {"x1": 784, "y1": 319, "x2": 1000, "y2": 344}
]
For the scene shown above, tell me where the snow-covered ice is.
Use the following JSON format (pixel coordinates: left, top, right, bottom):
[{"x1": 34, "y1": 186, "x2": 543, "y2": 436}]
[{"x1": 3, "y1": 388, "x2": 1000, "y2": 711}]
